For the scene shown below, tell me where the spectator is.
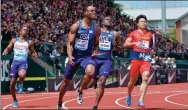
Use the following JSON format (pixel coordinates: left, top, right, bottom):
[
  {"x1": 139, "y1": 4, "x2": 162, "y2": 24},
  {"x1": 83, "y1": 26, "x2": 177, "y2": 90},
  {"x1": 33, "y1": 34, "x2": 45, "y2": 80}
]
[{"x1": 1, "y1": 0, "x2": 187, "y2": 70}]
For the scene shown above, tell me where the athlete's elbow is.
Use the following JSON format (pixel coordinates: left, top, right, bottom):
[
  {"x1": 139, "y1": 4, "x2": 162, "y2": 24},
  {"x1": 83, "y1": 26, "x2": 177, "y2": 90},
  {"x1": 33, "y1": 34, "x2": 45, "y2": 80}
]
[
  {"x1": 5, "y1": 48, "x2": 10, "y2": 52},
  {"x1": 124, "y1": 42, "x2": 133, "y2": 48},
  {"x1": 116, "y1": 45, "x2": 123, "y2": 52},
  {"x1": 123, "y1": 43, "x2": 126, "y2": 48},
  {"x1": 123, "y1": 43, "x2": 129, "y2": 48},
  {"x1": 67, "y1": 42, "x2": 72, "y2": 48}
]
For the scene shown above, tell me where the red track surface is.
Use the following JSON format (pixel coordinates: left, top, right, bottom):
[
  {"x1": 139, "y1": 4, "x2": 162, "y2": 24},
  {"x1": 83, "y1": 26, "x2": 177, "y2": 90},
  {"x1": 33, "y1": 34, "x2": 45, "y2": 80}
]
[{"x1": 2, "y1": 83, "x2": 188, "y2": 109}]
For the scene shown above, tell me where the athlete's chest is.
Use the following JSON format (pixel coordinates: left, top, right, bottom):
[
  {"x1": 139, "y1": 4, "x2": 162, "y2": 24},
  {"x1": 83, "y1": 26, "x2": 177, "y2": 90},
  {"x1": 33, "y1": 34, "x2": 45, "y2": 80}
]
[
  {"x1": 77, "y1": 28, "x2": 94, "y2": 40},
  {"x1": 133, "y1": 32, "x2": 152, "y2": 50},
  {"x1": 99, "y1": 32, "x2": 114, "y2": 42},
  {"x1": 14, "y1": 42, "x2": 29, "y2": 49},
  {"x1": 74, "y1": 28, "x2": 94, "y2": 51},
  {"x1": 14, "y1": 42, "x2": 29, "y2": 54},
  {"x1": 133, "y1": 32, "x2": 152, "y2": 41}
]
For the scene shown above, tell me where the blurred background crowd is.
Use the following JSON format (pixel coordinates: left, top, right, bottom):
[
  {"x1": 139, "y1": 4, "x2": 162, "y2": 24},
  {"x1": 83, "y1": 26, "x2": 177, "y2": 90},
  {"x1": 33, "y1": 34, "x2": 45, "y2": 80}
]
[{"x1": 1, "y1": 0, "x2": 188, "y2": 70}]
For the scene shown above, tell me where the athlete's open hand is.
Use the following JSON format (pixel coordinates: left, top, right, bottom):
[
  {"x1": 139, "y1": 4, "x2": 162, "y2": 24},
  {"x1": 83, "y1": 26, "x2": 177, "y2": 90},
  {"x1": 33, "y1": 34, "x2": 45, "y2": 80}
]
[
  {"x1": 135, "y1": 41, "x2": 146, "y2": 49},
  {"x1": 32, "y1": 52, "x2": 38, "y2": 59},
  {"x1": 68, "y1": 56, "x2": 75, "y2": 66},
  {"x1": 91, "y1": 51, "x2": 98, "y2": 57},
  {"x1": 2, "y1": 49, "x2": 8, "y2": 55},
  {"x1": 134, "y1": 41, "x2": 142, "y2": 47}
]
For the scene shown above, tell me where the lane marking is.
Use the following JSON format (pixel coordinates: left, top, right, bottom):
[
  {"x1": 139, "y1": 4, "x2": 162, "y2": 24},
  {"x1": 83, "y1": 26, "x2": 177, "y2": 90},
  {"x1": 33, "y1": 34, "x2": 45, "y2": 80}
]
[
  {"x1": 3, "y1": 96, "x2": 58, "y2": 109},
  {"x1": 3, "y1": 87, "x2": 188, "y2": 109},
  {"x1": 165, "y1": 92, "x2": 188, "y2": 107},
  {"x1": 115, "y1": 90, "x2": 188, "y2": 109},
  {"x1": 62, "y1": 92, "x2": 123, "y2": 110}
]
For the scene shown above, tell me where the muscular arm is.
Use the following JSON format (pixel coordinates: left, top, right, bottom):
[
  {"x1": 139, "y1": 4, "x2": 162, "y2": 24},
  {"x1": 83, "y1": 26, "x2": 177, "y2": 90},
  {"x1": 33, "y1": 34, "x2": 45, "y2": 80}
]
[
  {"x1": 123, "y1": 37, "x2": 135, "y2": 48},
  {"x1": 2, "y1": 38, "x2": 15, "y2": 55},
  {"x1": 124, "y1": 31, "x2": 139, "y2": 49},
  {"x1": 67, "y1": 22, "x2": 79, "y2": 58},
  {"x1": 29, "y1": 40, "x2": 38, "y2": 58},
  {"x1": 29, "y1": 40, "x2": 35, "y2": 55},
  {"x1": 114, "y1": 31, "x2": 123, "y2": 51},
  {"x1": 93, "y1": 26, "x2": 101, "y2": 53}
]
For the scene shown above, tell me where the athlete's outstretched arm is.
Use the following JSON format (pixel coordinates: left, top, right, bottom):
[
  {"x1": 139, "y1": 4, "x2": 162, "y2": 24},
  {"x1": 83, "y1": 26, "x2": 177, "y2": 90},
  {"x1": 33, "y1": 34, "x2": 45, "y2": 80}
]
[
  {"x1": 114, "y1": 31, "x2": 123, "y2": 52},
  {"x1": 29, "y1": 40, "x2": 38, "y2": 58},
  {"x1": 67, "y1": 22, "x2": 79, "y2": 65},
  {"x1": 2, "y1": 38, "x2": 15, "y2": 55}
]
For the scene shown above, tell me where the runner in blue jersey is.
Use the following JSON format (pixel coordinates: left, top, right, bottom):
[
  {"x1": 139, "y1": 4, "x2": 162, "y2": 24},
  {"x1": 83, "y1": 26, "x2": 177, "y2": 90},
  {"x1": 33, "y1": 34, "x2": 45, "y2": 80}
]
[
  {"x1": 2, "y1": 25, "x2": 38, "y2": 107},
  {"x1": 90, "y1": 16, "x2": 122, "y2": 110},
  {"x1": 57, "y1": 5, "x2": 100, "y2": 110}
]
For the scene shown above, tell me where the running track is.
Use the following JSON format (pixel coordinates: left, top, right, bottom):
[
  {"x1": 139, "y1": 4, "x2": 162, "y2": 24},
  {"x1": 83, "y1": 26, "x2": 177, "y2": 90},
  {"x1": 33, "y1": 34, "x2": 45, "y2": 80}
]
[{"x1": 2, "y1": 83, "x2": 188, "y2": 109}]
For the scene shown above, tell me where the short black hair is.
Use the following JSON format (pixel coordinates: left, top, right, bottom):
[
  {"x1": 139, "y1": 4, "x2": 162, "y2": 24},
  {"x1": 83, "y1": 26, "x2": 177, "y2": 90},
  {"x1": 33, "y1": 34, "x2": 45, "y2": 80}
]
[
  {"x1": 136, "y1": 14, "x2": 147, "y2": 23},
  {"x1": 83, "y1": 5, "x2": 94, "y2": 12}
]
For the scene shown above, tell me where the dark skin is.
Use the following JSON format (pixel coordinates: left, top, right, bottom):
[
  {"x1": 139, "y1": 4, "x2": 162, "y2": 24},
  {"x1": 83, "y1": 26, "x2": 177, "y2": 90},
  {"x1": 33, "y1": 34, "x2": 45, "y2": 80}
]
[
  {"x1": 58, "y1": 6, "x2": 101, "y2": 104},
  {"x1": 90, "y1": 17, "x2": 122, "y2": 107},
  {"x1": 92, "y1": 17, "x2": 122, "y2": 56},
  {"x1": 2, "y1": 26, "x2": 38, "y2": 102}
]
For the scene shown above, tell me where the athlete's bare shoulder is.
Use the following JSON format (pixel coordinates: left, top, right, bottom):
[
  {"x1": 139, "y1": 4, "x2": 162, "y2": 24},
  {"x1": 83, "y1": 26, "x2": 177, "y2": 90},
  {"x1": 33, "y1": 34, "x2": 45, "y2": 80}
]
[
  {"x1": 147, "y1": 31, "x2": 153, "y2": 36},
  {"x1": 113, "y1": 31, "x2": 120, "y2": 38},
  {"x1": 73, "y1": 21, "x2": 80, "y2": 27},
  {"x1": 29, "y1": 39, "x2": 34, "y2": 44},
  {"x1": 28, "y1": 39, "x2": 34, "y2": 47},
  {"x1": 10, "y1": 38, "x2": 16, "y2": 44},
  {"x1": 70, "y1": 21, "x2": 80, "y2": 32},
  {"x1": 130, "y1": 30, "x2": 138, "y2": 34}
]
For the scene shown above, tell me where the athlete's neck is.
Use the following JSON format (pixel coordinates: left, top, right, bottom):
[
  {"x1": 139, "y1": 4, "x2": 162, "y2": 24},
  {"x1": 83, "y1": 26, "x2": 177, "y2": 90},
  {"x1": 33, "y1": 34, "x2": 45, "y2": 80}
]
[
  {"x1": 82, "y1": 17, "x2": 92, "y2": 27},
  {"x1": 19, "y1": 35, "x2": 26, "y2": 42},
  {"x1": 138, "y1": 28, "x2": 146, "y2": 34},
  {"x1": 102, "y1": 26, "x2": 110, "y2": 32}
]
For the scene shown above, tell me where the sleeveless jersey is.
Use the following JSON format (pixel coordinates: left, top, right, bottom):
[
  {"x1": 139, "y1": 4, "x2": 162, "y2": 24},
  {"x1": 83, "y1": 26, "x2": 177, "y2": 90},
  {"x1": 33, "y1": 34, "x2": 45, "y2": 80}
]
[
  {"x1": 13, "y1": 37, "x2": 29, "y2": 61},
  {"x1": 96, "y1": 29, "x2": 114, "y2": 59},
  {"x1": 73, "y1": 20, "x2": 95, "y2": 57}
]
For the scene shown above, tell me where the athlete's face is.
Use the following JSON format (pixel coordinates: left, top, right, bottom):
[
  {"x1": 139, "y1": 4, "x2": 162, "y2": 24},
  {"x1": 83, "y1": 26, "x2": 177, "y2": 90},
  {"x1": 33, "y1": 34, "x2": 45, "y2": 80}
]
[
  {"x1": 84, "y1": 6, "x2": 96, "y2": 19},
  {"x1": 102, "y1": 17, "x2": 112, "y2": 27},
  {"x1": 20, "y1": 27, "x2": 28, "y2": 36},
  {"x1": 137, "y1": 18, "x2": 147, "y2": 29}
]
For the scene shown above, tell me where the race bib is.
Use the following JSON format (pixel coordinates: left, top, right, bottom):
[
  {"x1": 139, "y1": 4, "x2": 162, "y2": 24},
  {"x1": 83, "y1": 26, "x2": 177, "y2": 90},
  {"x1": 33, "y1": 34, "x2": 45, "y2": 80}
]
[
  {"x1": 139, "y1": 40, "x2": 149, "y2": 49},
  {"x1": 99, "y1": 40, "x2": 111, "y2": 51},
  {"x1": 74, "y1": 38, "x2": 89, "y2": 50}
]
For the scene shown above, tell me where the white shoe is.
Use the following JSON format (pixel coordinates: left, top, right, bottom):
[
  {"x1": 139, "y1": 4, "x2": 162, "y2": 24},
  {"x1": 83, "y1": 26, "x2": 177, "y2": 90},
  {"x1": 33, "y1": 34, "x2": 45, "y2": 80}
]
[{"x1": 76, "y1": 88, "x2": 83, "y2": 104}]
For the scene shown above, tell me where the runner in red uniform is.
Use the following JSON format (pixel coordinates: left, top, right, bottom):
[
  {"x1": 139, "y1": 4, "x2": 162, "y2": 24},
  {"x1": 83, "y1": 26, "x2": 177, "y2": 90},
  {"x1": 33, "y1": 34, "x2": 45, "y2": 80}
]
[{"x1": 124, "y1": 14, "x2": 153, "y2": 108}]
